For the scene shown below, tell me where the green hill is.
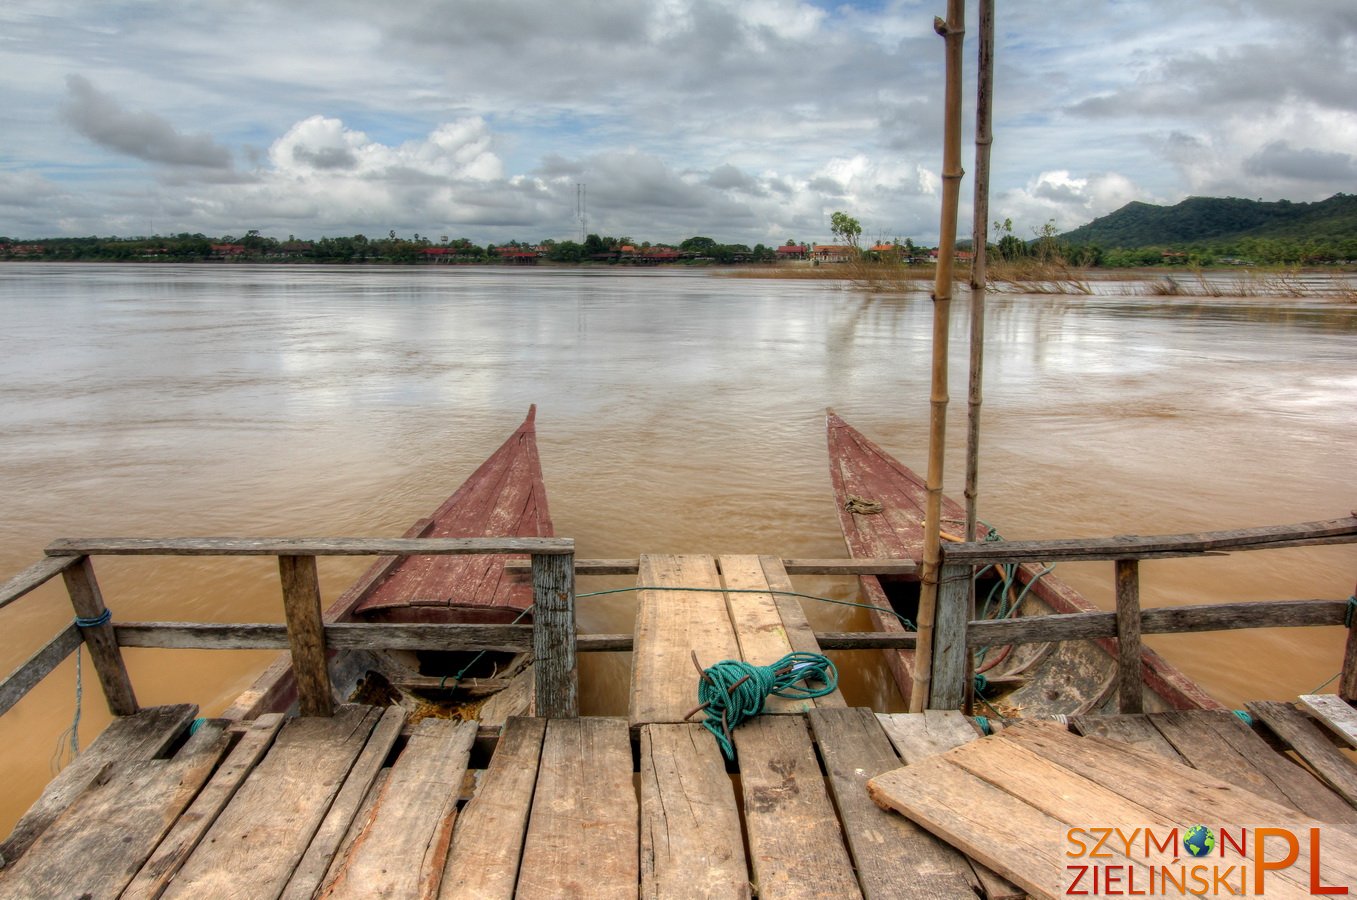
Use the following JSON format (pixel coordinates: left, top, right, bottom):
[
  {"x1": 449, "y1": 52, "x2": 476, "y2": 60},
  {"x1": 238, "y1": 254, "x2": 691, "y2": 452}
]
[{"x1": 1060, "y1": 193, "x2": 1357, "y2": 248}]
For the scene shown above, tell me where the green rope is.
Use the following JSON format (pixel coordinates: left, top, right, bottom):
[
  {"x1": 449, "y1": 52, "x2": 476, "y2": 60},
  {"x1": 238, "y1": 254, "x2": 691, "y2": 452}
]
[
  {"x1": 695, "y1": 652, "x2": 838, "y2": 759},
  {"x1": 1232, "y1": 709, "x2": 1253, "y2": 727},
  {"x1": 973, "y1": 715, "x2": 993, "y2": 736},
  {"x1": 973, "y1": 673, "x2": 989, "y2": 694},
  {"x1": 579, "y1": 585, "x2": 915, "y2": 630},
  {"x1": 1345, "y1": 595, "x2": 1357, "y2": 628}
]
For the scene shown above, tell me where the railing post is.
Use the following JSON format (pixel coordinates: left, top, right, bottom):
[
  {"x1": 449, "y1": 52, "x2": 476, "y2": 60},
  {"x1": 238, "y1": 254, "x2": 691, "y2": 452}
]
[
  {"x1": 61, "y1": 556, "x2": 139, "y2": 716},
  {"x1": 278, "y1": 554, "x2": 333, "y2": 717},
  {"x1": 1115, "y1": 558, "x2": 1143, "y2": 713},
  {"x1": 1340, "y1": 580, "x2": 1357, "y2": 703},
  {"x1": 532, "y1": 548, "x2": 577, "y2": 717},
  {"x1": 928, "y1": 562, "x2": 972, "y2": 710}
]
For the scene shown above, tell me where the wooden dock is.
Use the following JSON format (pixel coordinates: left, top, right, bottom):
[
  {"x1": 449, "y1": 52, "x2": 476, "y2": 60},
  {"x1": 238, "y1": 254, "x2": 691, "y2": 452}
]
[{"x1": 3, "y1": 552, "x2": 1357, "y2": 898}]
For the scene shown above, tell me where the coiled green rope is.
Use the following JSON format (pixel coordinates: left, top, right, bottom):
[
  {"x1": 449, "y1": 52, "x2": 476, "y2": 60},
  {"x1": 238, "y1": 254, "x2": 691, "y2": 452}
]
[{"x1": 692, "y1": 652, "x2": 838, "y2": 759}]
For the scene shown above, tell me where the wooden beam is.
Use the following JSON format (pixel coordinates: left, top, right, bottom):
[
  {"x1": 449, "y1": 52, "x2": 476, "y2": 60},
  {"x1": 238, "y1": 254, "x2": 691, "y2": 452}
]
[
  {"x1": 61, "y1": 556, "x2": 138, "y2": 716},
  {"x1": 1115, "y1": 559, "x2": 1143, "y2": 714},
  {"x1": 941, "y1": 516, "x2": 1357, "y2": 564},
  {"x1": 47, "y1": 536, "x2": 575, "y2": 557},
  {"x1": 277, "y1": 555, "x2": 331, "y2": 717},
  {"x1": 0, "y1": 623, "x2": 82, "y2": 718},
  {"x1": 112, "y1": 622, "x2": 536, "y2": 652},
  {"x1": 504, "y1": 557, "x2": 919, "y2": 577},
  {"x1": 1340, "y1": 581, "x2": 1357, "y2": 703},
  {"x1": 531, "y1": 552, "x2": 577, "y2": 718},
  {"x1": 928, "y1": 563, "x2": 972, "y2": 710},
  {"x1": 0, "y1": 556, "x2": 79, "y2": 613}
]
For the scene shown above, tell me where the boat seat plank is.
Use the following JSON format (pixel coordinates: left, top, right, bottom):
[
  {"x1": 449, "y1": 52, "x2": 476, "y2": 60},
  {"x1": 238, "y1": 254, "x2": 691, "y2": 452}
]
[
  {"x1": 1248, "y1": 700, "x2": 1357, "y2": 808},
  {"x1": 0, "y1": 718, "x2": 231, "y2": 899},
  {"x1": 1150, "y1": 709, "x2": 1356, "y2": 822},
  {"x1": 1070, "y1": 713, "x2": 1183, "y2": 760},
  {"x1": 808, "y1": 707, "x2": 984, "y2": 900},
  {"x1": 631, "y1": 555, "x2": 741, "y2": 727},
  {"x1": 516, "y1": 717, "x2": 637, "y2": 899},
  {"x1": 718, "y1": 554, "x2": 844, "y2": 712},
  {"x1": 1299, "y1": 694, "x2": 1357, "y2": 749},
  {"x1": 441, "y1": 716, "x2": 547, "y2": 900},
  {"x1": 639, "y1": 723, "x2": 749, "y2": 899},
  {"x1": 734, "y1": 715, "x2": 862, "y2": 899},
  {"x1": 125, "y1": 713, "x2": 286, "y2": 900},
  {"x1": 317, "y1": 718, "x2": 476, "y2": 899},
  {"x1": 161, "y1": 704, "x2": 384, "y2": 899},
  {"x1": 280, "y1": 706, "x2": 407, "y2": 900},
  {"x1": 875, "y1": 710, "x2": 980, "y2": 764},
  {"x1": 0, "y1": 702, "x2": 198, "y2": 867}
]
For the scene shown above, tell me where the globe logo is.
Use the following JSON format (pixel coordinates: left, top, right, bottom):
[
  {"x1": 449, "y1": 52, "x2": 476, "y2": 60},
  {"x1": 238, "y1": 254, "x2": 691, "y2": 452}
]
[{"x1": 1184, "y1": 825, "x2": 1216, "y2": 858}]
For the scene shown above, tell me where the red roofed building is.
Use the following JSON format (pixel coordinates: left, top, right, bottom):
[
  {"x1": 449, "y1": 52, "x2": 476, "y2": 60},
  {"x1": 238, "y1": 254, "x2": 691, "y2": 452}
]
[{"x1": 776, "y1": 244, "x2": 809, "y2": 260}]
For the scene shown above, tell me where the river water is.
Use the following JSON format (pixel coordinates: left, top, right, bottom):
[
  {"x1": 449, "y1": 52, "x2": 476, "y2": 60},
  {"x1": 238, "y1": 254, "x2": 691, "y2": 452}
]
[{"x1": 0, "y1": 262, "x2": 1353, "y2": 832}]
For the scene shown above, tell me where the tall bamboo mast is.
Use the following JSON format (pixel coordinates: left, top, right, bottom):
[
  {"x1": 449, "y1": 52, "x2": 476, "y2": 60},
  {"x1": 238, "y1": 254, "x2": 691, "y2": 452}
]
[
  {"x1": 910, "y1": 0, "x2": 967, "y2": 713},
  {"x1": 965, "y1": 0, "x2": 994, "y2": 542}
]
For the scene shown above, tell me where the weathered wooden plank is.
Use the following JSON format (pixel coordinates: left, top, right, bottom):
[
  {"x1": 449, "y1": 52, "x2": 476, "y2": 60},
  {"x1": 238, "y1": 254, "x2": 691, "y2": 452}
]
[
  {"x1": 0, "y1": 623, "x2": 81, "y2": 719},
  {"x1": 638, "y1": 724, "x2": 749, "y2": 900},
  {"x1": 926, "y1": 562, "x2": 971, "y2": 710},
  {"x1": 0, "y1": 719, "x2": 231, "y2": 898},
  {"x1": 278, "y1": 554, "x2": 332, "y2": 717},
  {"x1": 1300, "y1": 694, "x2": 1357, "y2": 749},
  {"x1": 808, "y1": 707, "x2": 983, "y2": 900},
  {"x1": 757, "y1": 556, "x2": 846, "y2": 707},
  {"x1": 46, "y1": 536, "x2": 575, "y2": 556},
  {"x1": 124, "y1": 714, "x2": 286, "y2": 900},
  {"x1": 1248, "y1": 700, "x2": 1357, "y2": 807},
  {"x1": 0, "y1": 703, "x2": 197, "y2": 867},
  {"x1": 114, "y1": 621, "x2": 537, "y2": 652},
  {"x1": 630, "y1": 555, "x2": 741, "y2": 727},
  {"x1": 161, "y1": 705, "x2": 382, "y2": 899},
  {"x1": 532, "y1": 551, "x2": 577, "y2": 717},
  {"x1": 1114, "y1": 559, "x2": 1143, "y2": 713},
  {"x1": 61, "y1": 556, "x2": 138, "y2": 715},
  {"x1": 1341, "y1": 582, "x2": 1357, "y2": 702},
  {"x1": 1149, "y1": 709, "x2": 1356, "y2": 822},
  {"x1": 735, "y1": 715, "x2": 862, "y2": 900},
  {"x1": 1070, "y1": 714, "x2": 1183, "y2": 761},
  {"x1": 875, "y1": 710, "x2": 979, "y2": 764},
  {"x1": 517, "y1": 718, "x2": 637, "y2": 900},
  {"x1": 941, "y1": 515, "x2": 1357, "y2": 564},
  {"x1": 441, "y1": 716, "x2": 547, "y2": 900},
  {"x1": 279, "y1": 705, "x2": 407, "y2": 900},
  {"x1": 812, "y1": 631, "x2": 918, "y2": 650},
  {"x1": 0, "y1": 555, "x2": 78, "y2": 612},
  {"x1": 720, "y1": 555, "x2": 816, "y2": 715},
  {"x1": 505, "y1": 557, "x2": 920, "y2": 577},
  {"x1": 318, "y1": 718, "x2": 477, "y2": 899}
]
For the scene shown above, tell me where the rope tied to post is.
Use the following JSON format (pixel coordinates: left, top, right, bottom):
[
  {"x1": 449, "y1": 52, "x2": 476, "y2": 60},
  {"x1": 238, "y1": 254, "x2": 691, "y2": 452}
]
[
  {"x1": 1345, "y1": 595, "x2": 1357, "y2": 628},
  {"x1": 687, "y1": 651, "x2": 838, "y2": 759},
  {"x1": 74, "y1": 608, "x2": 112, "y2": 628}
]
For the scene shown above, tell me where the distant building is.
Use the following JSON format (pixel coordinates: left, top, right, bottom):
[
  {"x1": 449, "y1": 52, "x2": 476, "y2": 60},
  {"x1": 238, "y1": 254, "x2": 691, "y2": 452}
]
[
  {"x1": 812, "y1": 244, "x2": 853, "y2": 262},
  {"x1": 776, "y1": 244, "x2": 809, "y2": 260}
]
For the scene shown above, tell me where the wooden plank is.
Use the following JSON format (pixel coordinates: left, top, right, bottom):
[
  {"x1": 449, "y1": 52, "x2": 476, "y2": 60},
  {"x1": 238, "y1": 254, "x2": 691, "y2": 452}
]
[
  {"x1": 638, "y1": 724, "x2": 748, "y2": 899},
  {"x1": 441, "y1": 716, "x2": 548, "y2": 900},
  {"x1": 47, "y1": 536, "x2": 575, "y2": 556},
  {"x1": 0, "y1": 719, "x2": 231, "y2": 899},
  {"x1": 531, "y1": 551, "x2": 577, "y2": 717},
  {"x1": 517, "y1": 718, "x2": 637, "y2": 900},
  {"x1": 720, "y1": 555, "x2": 815, "y2": 714},
  {"x1": 0, "y1": 623, "x2": 81, "y2": 718},
  {"x1": 808, "y1": 707, "x2": 983, "y2": 900},
  {"x1": 124, "y1": 714, "x2": 286, "y2": 900},
  {"x1": 630, "y1": 555, "x2": 741, "y2": 727},
  {"x1": 811, "y1": 631, "x2": 917, "y2": 650},
  {"x1": 505, "y1": 557, "x2": 920, "y2": 577},
  {"x1": 61, "y1": 556, "x2": 138, "y2": 715},
  {"x1": 756, "y1": 556, "x2": 846, "y2": 711},
  {"x1": 0, "y1": 702, "x2": 198, "y2": 866},
  {"x1": 280, "y1": 705, "x2": 407, "y2": 900},
  {"x1": 1300, "y1": 694, "x2": 1357, "y2": 749},
  {"x1": 1070, "y1": 714, "x2": 1183, "y2": 761},
  {"x1": 941, "y1": 515, "x2": 1357, "y2": 564},
  {"x1": 875, "y1": 710, "x2": 979, "y2": 764},
  {"x1": 115, "y1": 621, "x2": 537, "y2": 652},
  {"x1": 1341, "y1": 581, "x2": 1357, "y2": 702},
  {"x1": 278, "y1": 554, "x2": 332, "y2": 717},
  {"x1": 161, "y1": 704, "x2": 383, "y2": 899},
  {"x1": 317, "y1": 718, "x2": 477, "y2": 899},
  {"x1": 1149, "y1": 709, "x2": 1356, "y2": 822},
  {"x1": 0, "y1": 555, "x2": 78, "y2": 612},
  {"x1": 1249, "y1": 700, "x2": 1357, "y2": 807},
  {"x1": 926, "y1": 562, "x2": 971, "y2": 710},
  {"x1": 1114, "y1": 559, "x2": 1143, "y2": 713},
  {"x1": 734, "y1": 715, "x2": 862, "y2": 900}
]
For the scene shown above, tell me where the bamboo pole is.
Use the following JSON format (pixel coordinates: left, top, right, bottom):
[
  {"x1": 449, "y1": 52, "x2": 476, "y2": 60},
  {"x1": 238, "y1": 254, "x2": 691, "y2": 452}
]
[
  {"x1": 911, "y1": 0, "x2": 967, "y2": 713},
  {"x1": 961, "y1": 0, "x2": 995, "y2": 717}
]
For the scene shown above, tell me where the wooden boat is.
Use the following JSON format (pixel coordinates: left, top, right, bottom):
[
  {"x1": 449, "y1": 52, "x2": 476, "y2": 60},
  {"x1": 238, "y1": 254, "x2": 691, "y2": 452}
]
[
  {"x1": 223, "y1": 405, "x2": 552, "y2": 723},
  {"x1": 826, "y1": 409, "x2": 1220, "y2": 716}
]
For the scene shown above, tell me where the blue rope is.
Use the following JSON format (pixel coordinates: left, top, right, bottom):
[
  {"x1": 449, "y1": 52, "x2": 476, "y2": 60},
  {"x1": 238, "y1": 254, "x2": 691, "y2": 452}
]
[
  {"x1": 973, "y1": 715, "x2": 993, "y2": 736},
  {"x1": 694, "y1": 652, "x2": 838, "y2": 759},
  {"x1": 973, "y1": 673, "x2": 989, "y2": 694},
  {"x1": 1232, "y1": 709, "x2": 1253, "y2": 727},
  {"x1": 74, "y1": 608, "x2": 112, "y2": 628}
]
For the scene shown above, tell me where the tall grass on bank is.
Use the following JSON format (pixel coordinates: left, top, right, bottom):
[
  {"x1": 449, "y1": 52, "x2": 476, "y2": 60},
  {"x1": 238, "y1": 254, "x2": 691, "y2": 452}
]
[{"x1": 1145, "y1": 267, "x2": 1357, "y2": 301}]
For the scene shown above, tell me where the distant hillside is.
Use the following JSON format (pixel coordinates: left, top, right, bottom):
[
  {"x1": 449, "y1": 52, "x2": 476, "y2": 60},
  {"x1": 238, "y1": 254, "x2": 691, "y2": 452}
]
[{"x1": 1060, "y1": 193, "x2": 1357, "y2": 247}]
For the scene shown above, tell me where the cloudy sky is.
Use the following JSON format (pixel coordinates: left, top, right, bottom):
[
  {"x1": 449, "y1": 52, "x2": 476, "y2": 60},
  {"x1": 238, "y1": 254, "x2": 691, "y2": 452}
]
[{"x1": 2, "y1": 0, "x2": 1355, "y2": 246}]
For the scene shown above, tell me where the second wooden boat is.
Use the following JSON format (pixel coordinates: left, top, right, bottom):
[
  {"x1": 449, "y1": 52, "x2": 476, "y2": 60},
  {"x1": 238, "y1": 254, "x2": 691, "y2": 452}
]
[
  {"x1": 225, "y1": 405, "x2": 553, "y2": 723},
  {"x1": 826, "y1": 408, "x2": 1219, "y2": 716}
]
